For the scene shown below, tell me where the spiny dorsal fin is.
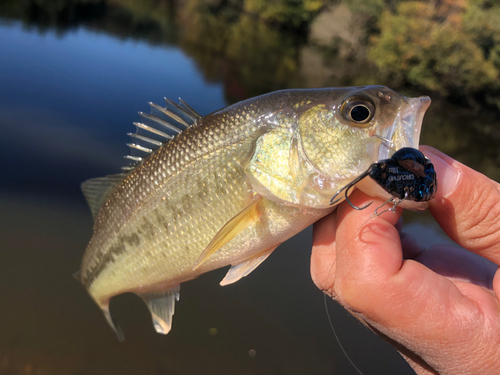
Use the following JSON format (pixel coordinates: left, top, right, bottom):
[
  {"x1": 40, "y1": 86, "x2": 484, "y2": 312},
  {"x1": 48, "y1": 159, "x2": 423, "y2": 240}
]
[
  {"x1": 178, "y1": 98, "x2": 202, "y2": 120},
  {"x1": 122, "y1": 98, "x2": 200, "y2": 172},
  {"x1": 81, "y1": 173, "x2": 125, "y2": 220}
]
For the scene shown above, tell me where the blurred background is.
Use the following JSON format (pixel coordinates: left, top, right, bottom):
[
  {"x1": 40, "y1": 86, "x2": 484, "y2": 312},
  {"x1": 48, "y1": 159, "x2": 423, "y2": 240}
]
[{"x1": 1, "y1": 0, "x2": 499, "y2": 374}]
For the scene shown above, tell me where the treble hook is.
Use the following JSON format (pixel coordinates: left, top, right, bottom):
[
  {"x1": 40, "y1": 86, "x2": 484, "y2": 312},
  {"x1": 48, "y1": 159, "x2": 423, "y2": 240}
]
[
  {"x1": 329, "y1": 167, "x2": 375, "y2": 210},
  {"x1": 371, "y1": 197, "x2": 403, "y2": 217},
  {"x1": 371, "y1": 189, "x2": 409, "y2": 217}
]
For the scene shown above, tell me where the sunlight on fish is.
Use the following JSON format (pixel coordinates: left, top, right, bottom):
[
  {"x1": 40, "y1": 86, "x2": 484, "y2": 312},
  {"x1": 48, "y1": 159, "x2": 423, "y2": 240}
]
[{"x1": 77, "y1": 86, "x2": 430, "y2": 337}]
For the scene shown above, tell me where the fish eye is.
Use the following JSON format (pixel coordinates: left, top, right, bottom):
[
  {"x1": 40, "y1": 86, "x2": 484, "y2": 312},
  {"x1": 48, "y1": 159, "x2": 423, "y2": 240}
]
[{"x1": 341, "y1": 95, "x2": 375, "y2": 125}]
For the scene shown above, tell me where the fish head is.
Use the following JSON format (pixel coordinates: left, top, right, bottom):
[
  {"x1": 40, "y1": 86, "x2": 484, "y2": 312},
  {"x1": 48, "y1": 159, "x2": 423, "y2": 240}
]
[
  {"x1": 247, "y1": 86, "x2": 431, "y2": 208},
  {"x1": 295, "y1": 86, "x2": 431, "y2": 208}
]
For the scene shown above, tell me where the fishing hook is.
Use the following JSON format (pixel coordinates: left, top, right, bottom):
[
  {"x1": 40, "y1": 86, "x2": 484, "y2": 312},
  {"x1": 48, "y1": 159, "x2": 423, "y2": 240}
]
[
  {"x1": 329, "y1": 167, "x2": 375, "y2": 210},
  {"x1": 371, "y1": 196, "x2": 404, "y2": 217}
]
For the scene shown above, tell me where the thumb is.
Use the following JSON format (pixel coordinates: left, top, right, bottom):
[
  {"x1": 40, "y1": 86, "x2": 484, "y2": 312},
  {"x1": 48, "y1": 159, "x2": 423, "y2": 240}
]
[{"x1": 333, "y1": 190, "x2": 500, "y2": 374}]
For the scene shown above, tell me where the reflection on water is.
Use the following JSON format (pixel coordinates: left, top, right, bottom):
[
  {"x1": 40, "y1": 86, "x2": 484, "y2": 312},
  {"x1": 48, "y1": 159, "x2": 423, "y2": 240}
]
[{"x1": 1, "y1": 1, "x2": 499, "y2": 374}]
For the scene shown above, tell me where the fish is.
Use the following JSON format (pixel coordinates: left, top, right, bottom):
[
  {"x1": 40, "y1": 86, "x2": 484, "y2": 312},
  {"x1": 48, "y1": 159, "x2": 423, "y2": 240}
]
[{"x1": 78, "y1": 86, "x2": 431, "y2": 337}]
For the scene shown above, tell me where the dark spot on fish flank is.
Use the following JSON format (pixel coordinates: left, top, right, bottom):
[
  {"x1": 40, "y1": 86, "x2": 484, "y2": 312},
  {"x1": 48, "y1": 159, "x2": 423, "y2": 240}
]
[
  {"x1": 197, "y1": 188, "x2": 206, "y2": 200},
  {"x1": 212, "y1": 171, "x2": 221, "y2": 182},
  {"x1": 180, "y1": 193, "x2": 192, "y2": 209},
  {"x1": 153, "y1": 208, "x2": 169, "y2": 233},
  {"x1": 139, "y1": 217, "x2": 156, "y2": 240},
  {"x1": 153, "y1": 207, "x2": 162, "y2": 220},
  {"x1": 83, "y1": 246, "x2": 121, "y2": 288},
  {"x1": 193, "y1": 179, "x2": 205, "y2": 200},
  {"x1": 82, "y1": 232, "x2": 142, "y2": 288},
  {"x1": 169, "y1": 202, "x2": 183, "y2": 220},
  {"x1": 161, "y1": 220, "x2": 169, "y2": 233},
  {"x1": 117, "y1": 233, "x2": 141, "y2": 251}
]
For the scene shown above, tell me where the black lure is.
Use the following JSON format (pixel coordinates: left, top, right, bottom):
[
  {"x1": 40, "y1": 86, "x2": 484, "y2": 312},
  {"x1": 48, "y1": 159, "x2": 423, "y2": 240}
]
[{"x1": 330, "y1": 147, "x2": 437, "y2": 216}]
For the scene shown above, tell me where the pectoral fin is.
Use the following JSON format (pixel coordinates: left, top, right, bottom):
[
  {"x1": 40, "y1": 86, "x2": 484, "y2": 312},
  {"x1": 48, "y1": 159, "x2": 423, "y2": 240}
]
[
  {"x1": 220, "y1": 245, "x2": 279, "y2": 286},
  {"x1": 193, "y1": 198, "x2": 262, "y2": 270},
  {"x1": 138, "y1": 285, "x2": 180, "y2": 335}
]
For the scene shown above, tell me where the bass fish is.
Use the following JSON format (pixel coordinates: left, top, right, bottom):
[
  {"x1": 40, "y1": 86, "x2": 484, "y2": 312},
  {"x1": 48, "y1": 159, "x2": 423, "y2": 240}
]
[{"x1": 79, "y1": 86, "x2": 430, "y2": 337}]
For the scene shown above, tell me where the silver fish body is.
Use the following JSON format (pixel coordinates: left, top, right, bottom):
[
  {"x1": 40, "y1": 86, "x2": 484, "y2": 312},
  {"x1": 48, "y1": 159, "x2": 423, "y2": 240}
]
[{"x1": 79, "y1": 86, "x2": 430, "y2": 335}]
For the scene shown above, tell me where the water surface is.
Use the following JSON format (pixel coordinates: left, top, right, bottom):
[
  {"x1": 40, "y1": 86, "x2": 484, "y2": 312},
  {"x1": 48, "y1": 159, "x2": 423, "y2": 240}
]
[{"x1": 1, "y1": 2, "x2": 499, "y2": 374}]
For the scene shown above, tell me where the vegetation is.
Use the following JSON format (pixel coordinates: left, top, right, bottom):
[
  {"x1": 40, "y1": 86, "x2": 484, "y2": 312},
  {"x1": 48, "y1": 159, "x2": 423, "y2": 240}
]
[
  {"x1": 179, "y1": 0, "x2": 305, "y2": 101},
  {"x1": 369, "y1": 1, "x2": 499, "y2": 102},
  {"x1": 1, "y1": 0, "x2": 500, "y2": 176},
  {"x1": 3, "y1": 0, "x2": 500, "y2": 107},
  {"x1": 243, "y1": 0, "x2": 324, "y2": 27}
]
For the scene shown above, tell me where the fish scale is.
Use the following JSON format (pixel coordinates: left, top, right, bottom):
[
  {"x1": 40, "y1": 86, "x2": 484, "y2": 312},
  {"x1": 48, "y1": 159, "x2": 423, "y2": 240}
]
[
  {"x1": 83, "y1": 125, "x2": 257, "y2": 290},
  {"x1": 79, "y1": 86, "x2": 431, "y2": 337}
]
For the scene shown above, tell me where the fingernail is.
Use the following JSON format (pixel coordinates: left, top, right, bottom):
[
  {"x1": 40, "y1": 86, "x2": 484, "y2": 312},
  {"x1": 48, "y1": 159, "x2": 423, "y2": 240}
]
[{"x1": 420, "y1": 146, "x2": 458, "y2": 198}]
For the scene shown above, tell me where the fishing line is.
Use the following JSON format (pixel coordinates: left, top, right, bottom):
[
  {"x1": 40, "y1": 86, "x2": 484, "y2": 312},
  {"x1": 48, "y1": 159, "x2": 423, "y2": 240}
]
[
  {"x1": 320, "y1": 194, "x2": 403, "y2": 375},
  {"x1": 324, "y1": 294, "x2": 366, "y2": 375},
  {"x1": 320, "y1": 147, "x2": 436, "y2": 374}
]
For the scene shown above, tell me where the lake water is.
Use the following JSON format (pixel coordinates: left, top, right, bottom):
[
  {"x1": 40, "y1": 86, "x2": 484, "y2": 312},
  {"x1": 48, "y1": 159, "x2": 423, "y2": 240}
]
[{"x1": 1, "y1": 1, "x2": 498, "y2": 374}]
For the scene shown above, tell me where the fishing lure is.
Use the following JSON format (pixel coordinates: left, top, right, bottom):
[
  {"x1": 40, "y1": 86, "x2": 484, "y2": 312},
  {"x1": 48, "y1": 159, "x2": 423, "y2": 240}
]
[{"x1": 330, "y1": 147, "x2": 437, "y2": 215}]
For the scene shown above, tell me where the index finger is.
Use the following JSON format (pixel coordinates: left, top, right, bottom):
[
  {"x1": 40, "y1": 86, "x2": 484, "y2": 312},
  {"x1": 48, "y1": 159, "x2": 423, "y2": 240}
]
[{"x1": 421, "y1": 146, "x2": 500, "y2": 266}]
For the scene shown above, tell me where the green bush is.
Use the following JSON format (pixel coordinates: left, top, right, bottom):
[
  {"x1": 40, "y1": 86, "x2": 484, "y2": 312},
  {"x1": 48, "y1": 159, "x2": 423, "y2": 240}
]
[{"x1": 369, "y1": 1, "x2": 498, "y2": 95}]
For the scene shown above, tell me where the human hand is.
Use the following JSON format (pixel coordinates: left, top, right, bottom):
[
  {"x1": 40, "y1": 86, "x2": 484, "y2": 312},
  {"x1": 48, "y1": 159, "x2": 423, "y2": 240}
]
[{"x1": 311, "y1": 146, "x2": 500, "y2": 375}]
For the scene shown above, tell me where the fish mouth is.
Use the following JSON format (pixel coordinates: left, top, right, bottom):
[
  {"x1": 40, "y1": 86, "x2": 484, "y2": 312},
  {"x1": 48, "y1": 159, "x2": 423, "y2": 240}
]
[{"x1": 377, "y1": 95, "x2": 431, "y2": 160}]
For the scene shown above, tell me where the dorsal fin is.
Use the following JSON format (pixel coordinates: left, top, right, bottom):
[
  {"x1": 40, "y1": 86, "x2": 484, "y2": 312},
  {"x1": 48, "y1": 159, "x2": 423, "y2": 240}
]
[
  {"x1": 122, "y1": 98, "x2": 200, "y2": 172},
  {"x1": 178, "y1": 98, "x2": 202, "y2": 120},
  {"x1": 81, "y1": 173, "x2": 125, "y2": 220}
]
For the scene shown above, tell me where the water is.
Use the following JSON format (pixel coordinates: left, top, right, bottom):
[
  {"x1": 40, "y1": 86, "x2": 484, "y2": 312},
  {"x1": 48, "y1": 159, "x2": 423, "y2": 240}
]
[{"x1": 1, "y1": 1, "x2": 499, "y2": 374}]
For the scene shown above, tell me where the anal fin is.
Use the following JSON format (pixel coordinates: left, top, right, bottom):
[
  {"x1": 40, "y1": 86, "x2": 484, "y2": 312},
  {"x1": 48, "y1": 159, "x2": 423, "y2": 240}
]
[
  {"x1": 138, "y1": 285, "x2": 180, "y2": 335},
  {"x1": 220, "y1": 245, "x2": 279, "y2": 286},
  {"x1": 193, "y1": 198, "x2": 262, "y2": 270}
]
